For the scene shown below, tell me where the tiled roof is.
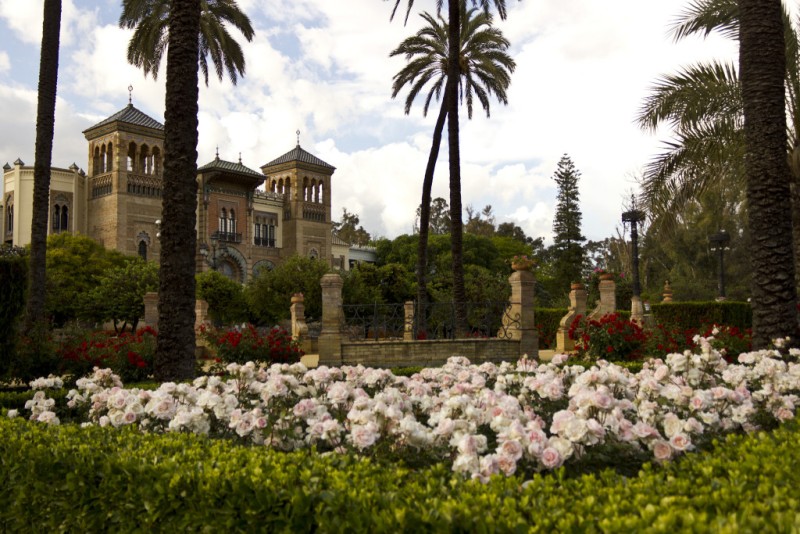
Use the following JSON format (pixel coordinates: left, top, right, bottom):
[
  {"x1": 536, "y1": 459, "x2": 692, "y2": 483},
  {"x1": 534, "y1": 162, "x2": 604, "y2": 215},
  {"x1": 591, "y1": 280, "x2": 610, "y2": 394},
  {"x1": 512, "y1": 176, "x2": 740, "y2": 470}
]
[
  {"x1": 84, "y1": 104, "x2": 164, "y2": 132},
  {"x1": 262, "y1": 144, "x2": 335, "y2": 170},
  {"x1": 331, "y1": 232, "x2": 351, "y2": 246},
  {"x1": 198, "y1": 157, "x2": 263, "y2": 178}
]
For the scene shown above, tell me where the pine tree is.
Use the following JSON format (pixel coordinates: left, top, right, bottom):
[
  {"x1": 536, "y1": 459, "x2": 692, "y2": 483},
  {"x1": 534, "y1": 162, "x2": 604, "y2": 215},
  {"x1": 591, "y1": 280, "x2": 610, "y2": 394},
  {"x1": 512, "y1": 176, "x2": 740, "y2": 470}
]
[{"x1": 551, "y1": 154, "x2": 586, "y2": 292}]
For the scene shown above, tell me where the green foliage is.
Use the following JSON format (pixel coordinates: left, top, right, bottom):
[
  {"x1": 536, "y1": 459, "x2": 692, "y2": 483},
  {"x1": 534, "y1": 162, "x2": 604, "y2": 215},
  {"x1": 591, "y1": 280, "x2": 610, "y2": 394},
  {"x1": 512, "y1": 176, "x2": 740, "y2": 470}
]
[
  {"x1": 45, "y1": 233, "x2": 128, "y2": 326},
  {"x1": 246, "y1": 255, "x2": 330, "y2": 324},
  {"x1": 342, "y1": 264, "x2": 384, "y2": 305},
  {"x1": 535, "y1": 308, "x2": 567, "y2": 349},
  {"x1": 80, "y1": 258, "x2": 159, "y2": 332},
  {"x1": 651, "y1": 301, "x2": 752, "y2": 331},
  {"x1": 196, "y1": 269, "x2": 249, "y2": 326},
  {"x1": 2, "y1": 416, "x2": 800, "y2": 530},
  {"x1": 0, "y1": 246, "x2": 28, "y2": 377},
  {"x1": 6, "y1": 321, "x2": 60, "y2": 382}
]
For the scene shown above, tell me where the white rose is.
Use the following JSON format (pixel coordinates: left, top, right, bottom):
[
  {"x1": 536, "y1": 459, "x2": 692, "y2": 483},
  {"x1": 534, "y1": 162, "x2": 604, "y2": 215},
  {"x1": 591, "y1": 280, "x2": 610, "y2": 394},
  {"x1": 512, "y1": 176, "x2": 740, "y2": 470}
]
[
  {"x1": 540, "y1": 447, "x2": 563, "y2": 469},
  {"x1": 652, "y1": 440, "x2": 673, "y2": 462}
]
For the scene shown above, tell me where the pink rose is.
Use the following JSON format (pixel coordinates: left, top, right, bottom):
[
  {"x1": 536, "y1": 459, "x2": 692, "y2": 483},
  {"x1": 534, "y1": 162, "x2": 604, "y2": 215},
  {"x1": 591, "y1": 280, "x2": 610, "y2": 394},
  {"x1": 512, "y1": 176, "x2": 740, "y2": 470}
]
[{"x1": 540, "y1": 447, "x2": 563, "y2": 469}]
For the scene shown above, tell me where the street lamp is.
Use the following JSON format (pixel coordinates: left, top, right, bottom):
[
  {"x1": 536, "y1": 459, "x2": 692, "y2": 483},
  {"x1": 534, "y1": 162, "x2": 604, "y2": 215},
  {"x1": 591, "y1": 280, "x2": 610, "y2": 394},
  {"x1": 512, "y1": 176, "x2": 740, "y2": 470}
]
[
  {"x1": 621, "y1": 196, "x2": 646, "y2": 299},
  {"x1": 200, "y1": 235, "x2": 227, "y2": 271},
  {"x1": 709, "y1": 229, "x2": 731, "y2": 300}
]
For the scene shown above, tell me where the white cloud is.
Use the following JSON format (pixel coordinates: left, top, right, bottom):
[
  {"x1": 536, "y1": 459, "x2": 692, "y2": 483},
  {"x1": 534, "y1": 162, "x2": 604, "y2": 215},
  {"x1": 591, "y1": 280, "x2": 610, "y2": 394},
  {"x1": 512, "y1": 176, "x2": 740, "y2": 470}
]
[{"x1": 0, "y1": 51, "x2": 9, "y2": 72}]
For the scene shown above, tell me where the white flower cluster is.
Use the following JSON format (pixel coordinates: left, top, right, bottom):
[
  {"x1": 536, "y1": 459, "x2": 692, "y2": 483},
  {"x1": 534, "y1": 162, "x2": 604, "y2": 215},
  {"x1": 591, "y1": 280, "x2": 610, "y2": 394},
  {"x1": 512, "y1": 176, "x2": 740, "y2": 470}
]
[
  {"x1": 29, "y1": 375, "x2": 64, "y2": 391},
  {"x1": 15, "y1": 340, "x2": 800, "y2": 482}
]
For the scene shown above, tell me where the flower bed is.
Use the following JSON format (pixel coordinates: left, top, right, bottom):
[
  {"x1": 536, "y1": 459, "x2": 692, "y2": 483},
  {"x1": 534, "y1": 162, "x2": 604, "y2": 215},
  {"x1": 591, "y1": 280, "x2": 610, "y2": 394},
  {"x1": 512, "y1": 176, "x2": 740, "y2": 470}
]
[{"x1": 11, "y1": 334, "x2": 799, "y2": 482}]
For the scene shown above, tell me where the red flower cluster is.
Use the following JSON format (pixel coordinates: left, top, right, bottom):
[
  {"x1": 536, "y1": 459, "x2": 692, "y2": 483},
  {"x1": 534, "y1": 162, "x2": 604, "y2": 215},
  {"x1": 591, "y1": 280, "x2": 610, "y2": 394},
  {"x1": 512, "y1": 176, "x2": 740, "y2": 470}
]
[
  {"x1": 568, "y1": 313, "x2": 647, "y2": 362},
  {"x1": 202, "y1": 324, "x2": 304, "y2": 365},
  {"x1": 59, "y1": 326, "x2": 157, "y2": 382}
]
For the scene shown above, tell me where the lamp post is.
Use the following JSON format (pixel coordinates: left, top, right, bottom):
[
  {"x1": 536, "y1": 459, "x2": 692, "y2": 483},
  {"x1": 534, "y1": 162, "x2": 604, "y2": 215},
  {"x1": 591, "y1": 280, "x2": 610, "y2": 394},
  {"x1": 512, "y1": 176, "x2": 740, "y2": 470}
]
[
  {"x1": 709, "y1": 229, "x2": 731, "y2": 300},
  {"x1": 622, "y1": 197, "x2": 646, "y2": 299},
  {"x1": 200, "y1": 235, "x2": 227, "y2": 271}
]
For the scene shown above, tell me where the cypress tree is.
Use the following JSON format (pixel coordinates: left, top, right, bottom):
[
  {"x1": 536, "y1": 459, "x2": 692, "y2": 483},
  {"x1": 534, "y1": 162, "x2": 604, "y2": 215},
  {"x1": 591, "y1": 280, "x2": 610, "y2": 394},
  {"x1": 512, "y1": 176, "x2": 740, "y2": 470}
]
[{"x1": 551, "y1": 154, "x2": 586, "y2": 291}]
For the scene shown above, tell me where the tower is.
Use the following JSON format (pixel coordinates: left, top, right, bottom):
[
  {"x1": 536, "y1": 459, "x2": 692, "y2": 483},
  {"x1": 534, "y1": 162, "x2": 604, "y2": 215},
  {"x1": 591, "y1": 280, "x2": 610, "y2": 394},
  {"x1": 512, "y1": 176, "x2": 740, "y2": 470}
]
[
  {"x1": 82, "y1": 99, "x2": 164, "y2": 260},
  {"x1": 260, "y1": 139, "x2": 335, "y2": 264}
]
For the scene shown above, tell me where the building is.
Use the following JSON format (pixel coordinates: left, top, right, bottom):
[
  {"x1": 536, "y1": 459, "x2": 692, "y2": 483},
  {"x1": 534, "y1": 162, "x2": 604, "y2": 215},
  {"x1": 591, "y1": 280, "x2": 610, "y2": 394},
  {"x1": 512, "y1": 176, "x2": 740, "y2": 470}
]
[{"x1": 0, "y1": 100, "x2": 377, "y2": 281}]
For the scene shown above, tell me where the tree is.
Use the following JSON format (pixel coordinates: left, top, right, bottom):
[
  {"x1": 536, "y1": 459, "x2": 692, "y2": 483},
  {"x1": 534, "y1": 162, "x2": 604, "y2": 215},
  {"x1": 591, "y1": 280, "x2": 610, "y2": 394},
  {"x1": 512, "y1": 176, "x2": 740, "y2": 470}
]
[
  {"x1": 739, "y1": 0, "x2": 798, "y2": 347},
  {"x1": 550, "y1": 155, "x2": 586, "y2": 293},
  {"x1": 81, "y1": 259, "x2": 159, "y2": 333},
  {"x1": 333, "y1": 208, "x2": 372, "y2": 246},
  {"x1": 390, "y1": 1, "x2": 515, "y2": 333},
  {"x1": 26, "y1": 0, "x2": 62, "y2": 330},
  {"x1": 44, "y1": 233, "x2": 129, "y2": 326},
  {"x1": 122, "y1": 0, "x2": 255, "y2": 380},
  {"x1": 196, "y1": 270, "x2": 249, "y2": 325},
  {"x1": 246, "y1": 255, "x2": 330, "y2": 324},
  {"x1": 636, "y1": 0, "x2": 800, "y2": 283},
  {"x1": 414, "y1": 197, "x2": 451, "y2": 235},
  {"x1": 119, "y1": 0, "x2": 255, "y2": 86},
  {"x1": 464, "y1": 205, "x2": 496, "y2": 237}
]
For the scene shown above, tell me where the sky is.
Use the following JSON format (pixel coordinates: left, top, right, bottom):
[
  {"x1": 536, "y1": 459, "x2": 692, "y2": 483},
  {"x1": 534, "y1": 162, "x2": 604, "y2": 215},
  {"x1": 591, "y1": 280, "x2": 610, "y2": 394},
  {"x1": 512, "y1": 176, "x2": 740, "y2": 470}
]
[{"x1": 0, "y1": 0, "x2": 739, "y2": 244}]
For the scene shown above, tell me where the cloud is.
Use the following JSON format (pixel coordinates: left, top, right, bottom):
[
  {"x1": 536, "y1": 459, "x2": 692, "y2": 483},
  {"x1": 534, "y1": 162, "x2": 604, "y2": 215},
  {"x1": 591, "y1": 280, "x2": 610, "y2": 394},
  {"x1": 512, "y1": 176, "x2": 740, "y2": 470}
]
[{"x1": 0, "y1": 51, "x2": 9, "y2": 72}]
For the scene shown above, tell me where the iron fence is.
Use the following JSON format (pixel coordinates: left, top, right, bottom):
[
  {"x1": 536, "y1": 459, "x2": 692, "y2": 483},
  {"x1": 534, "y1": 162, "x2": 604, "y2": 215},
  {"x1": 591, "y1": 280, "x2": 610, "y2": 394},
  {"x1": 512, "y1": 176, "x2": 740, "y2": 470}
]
[{"x1": 340, "y1": 301, "x2": 520, "y2": 342}]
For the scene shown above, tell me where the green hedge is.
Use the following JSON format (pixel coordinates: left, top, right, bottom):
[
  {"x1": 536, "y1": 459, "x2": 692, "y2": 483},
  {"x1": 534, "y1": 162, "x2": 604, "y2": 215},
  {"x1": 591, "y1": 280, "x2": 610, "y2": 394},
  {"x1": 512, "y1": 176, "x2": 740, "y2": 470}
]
[
  {"x1": 0, "y1": 246, "x2": 28, "y2": 377},
  {"x1": 2, "y1": 416, "x2": 799, "y2": 531},
  {"x1": 651, "y1": 301, "x2": 752, "y2": 331}
]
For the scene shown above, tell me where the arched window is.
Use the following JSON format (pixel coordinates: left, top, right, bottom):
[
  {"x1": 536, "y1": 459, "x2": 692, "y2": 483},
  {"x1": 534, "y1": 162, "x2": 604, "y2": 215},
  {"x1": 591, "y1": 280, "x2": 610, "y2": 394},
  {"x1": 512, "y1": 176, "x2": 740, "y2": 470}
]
[
  {"x1": 140, "y1": 144, "x2": 150, "y2": 174},
  {"x1": 6, "y1": 203, "x2": 12, "y2": 234},
  {"x1": 229, "y1": 209, "x2": 236, "y2": 235},
  {"x1": 127, "y1": 142, "x2": 137, "y2": 172},
  {"x1": 93, "y1": 146, "x2": 101, "y2": 175},
  {"x1": 219, "y1": 208, "x2": 228, "y2": 233},
  {"x1": 138, "y1": 240, "x2": 147, "y2": 260},
  {"x1": 319, "y1": 182, "x2": 325, "y2": 204},
  {"x1": 52, "y1": 205, "x2": 60, "y2": 232},
  {"x1": 106, "y1": 142, "x2": 113, "y2": 172},
  {"x1": 61, "y1": 205, "x2": 68, "y2": 232},
  {"x1": 309, "y1": 248, "x2": 319, "y2": 260},
  {"x1": 152, "y1": 147, "x2": 161, "y2": 175}
]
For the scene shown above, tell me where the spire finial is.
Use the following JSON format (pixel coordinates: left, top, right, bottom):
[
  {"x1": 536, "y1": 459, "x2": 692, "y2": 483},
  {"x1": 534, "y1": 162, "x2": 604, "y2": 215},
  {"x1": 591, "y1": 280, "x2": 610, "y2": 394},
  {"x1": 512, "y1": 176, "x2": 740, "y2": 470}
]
[
  {"x1": 296, "y1": 129, "x2": 300, "y2": 146},
  {"x1": 238, "y1": 152, "x2": 242, "y2": 164},
  {"x1": 215, "y1": 146, "x2": 219, "y2": 159},
  {"x1": 128, "y1": 85, "x2": 133, "y2": 104}
]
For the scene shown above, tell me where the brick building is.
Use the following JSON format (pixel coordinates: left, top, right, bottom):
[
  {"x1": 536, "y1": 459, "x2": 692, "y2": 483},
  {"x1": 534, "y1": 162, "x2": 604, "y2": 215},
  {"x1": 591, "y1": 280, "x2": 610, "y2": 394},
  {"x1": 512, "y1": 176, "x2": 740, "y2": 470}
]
[{"x1": 1, "y1": 101, "x2": 357, "y2": 281}]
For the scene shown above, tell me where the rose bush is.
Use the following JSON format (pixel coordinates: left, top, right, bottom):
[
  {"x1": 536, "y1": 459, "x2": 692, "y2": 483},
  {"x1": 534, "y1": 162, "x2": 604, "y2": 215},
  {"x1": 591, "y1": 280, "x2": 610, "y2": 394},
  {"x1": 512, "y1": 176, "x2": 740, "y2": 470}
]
[
  {"x1": 568, "y1": 313, "x2": 648, "y2": 362},
  {"x1": 15, "y1": 335, "x2": 800, "y2": 483},
  {"x1": 200, "y1": 324, "x2": 304, "y2": 365}
]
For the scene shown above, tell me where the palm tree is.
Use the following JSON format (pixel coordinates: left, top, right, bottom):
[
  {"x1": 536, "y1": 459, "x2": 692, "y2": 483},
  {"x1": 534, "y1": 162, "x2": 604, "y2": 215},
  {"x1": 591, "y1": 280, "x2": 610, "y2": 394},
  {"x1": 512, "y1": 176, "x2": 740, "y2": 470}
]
[
  {"x1": 26, "y1": 0, "x2": 62, "y2": 329},
  {"x1": 390, "y1": 4, "x2": 514, "y2": 334},
  {"x1": 122, "y1": 0, "x2": 253, "y2": 380},
  {"x1": 636, "y1": 0, "x2": 800, "y2": 278},
  {"x1": 639, "y1": 0, "x2": 798, "y2": 346},
  {"x1": 389, "y1": 0, "x2": 510, "y2": 335},
  {"x1": 739, "y1": 0, "x2": 798, "y2": 347},
  {"x1": 119, "y1": 0, "x2": 254, "y2": 85}
]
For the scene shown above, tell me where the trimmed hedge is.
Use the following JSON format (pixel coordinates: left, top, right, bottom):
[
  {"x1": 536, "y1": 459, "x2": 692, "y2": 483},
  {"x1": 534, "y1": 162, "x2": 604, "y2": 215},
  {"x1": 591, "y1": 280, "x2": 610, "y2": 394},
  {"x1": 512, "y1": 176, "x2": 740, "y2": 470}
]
[
  {"x1": 2, "y1": 416, "x2": 800, "y2": 531},
  {"x1": 651, "y1": 301, "x2": 752, "y2": 331}
]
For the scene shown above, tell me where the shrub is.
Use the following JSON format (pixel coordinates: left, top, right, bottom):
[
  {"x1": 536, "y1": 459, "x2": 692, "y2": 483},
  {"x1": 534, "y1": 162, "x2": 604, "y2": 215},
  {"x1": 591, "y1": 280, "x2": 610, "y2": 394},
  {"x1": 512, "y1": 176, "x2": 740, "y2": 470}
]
[
  {"x1": 201, "y1": 324, "x2": 304, "y2": 365},
  {"x1": 58, "y1": 327, "x2": 157, "y2": 382},
  {"x1": 569, "y1": 313, "x2": 648, "y2": 362},
  {"x1": 0, "y1": 245, "x2": 28, "y2": 377},
  {"x1": 535, "y1": 308, "x2": 567, "y2": 349},
  {"x1": 650, "y1": 301, "x2": 752, "y2": 331}
]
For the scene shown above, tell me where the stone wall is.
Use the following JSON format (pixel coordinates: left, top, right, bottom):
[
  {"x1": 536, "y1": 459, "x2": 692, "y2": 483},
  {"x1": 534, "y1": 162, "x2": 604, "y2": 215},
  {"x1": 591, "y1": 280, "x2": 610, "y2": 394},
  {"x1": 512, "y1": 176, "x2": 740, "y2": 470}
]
[{"x1": 340, "y1": 338, "x2": 520, "y2": 368}]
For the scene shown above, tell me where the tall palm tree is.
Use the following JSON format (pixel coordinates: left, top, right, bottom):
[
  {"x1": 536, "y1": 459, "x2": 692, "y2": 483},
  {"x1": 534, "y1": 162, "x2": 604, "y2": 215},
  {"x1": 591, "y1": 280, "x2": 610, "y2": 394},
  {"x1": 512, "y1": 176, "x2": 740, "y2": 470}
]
[
  {"x1": 122, "y1": 0, "x2": 253, "y2": 380},
  {"x1": 390, "y1": 4, "x2": 515, "y2": 334},
  {"x1": 739, "y1": 0, "x2": 798, "y2": 347},
  {"x1": 636, "y1": 0, "x2": 800, "y2": 279},
  {"x1": 26, "y1": 0, "x2": 62, "y2": 329},
  {"x1": 389, "y1": 0, "x2": 509, "y2": 335},
  {"x1": 120, "y1": 0, "x2": 254, "y2": 85}
]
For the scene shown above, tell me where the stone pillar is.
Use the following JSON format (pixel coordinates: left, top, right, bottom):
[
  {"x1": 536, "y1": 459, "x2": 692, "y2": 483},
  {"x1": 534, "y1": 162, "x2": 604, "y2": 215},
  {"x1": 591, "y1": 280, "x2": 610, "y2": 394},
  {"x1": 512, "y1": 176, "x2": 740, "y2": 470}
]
[
  {"x1": 195, "y1": 299, "x2": 209, "y2": 329},
  {"x1": 589, "y1": 276, "x2": 616, "y2": 319},
  {"x1": 404, "y1": 301, "x2": 415, "y2": 341},
  {"x1": 318, "y1": 273, "x2": 344, "y2": 366},
  {"x1": 502, "y1": 270, "x2": 538, "y2": 358},
  {"x1": 556, "y1": 283, "x2": 587, "y2": 352},
  {"x1": 662, "y1": 280, "x2": 673, "y2": 303},
  {"x1": 143, "y1": 292, "x2": 158, "y2": 328},
  {"x1": 291, "y1": 293, "x2": 309, "y2": 342}
]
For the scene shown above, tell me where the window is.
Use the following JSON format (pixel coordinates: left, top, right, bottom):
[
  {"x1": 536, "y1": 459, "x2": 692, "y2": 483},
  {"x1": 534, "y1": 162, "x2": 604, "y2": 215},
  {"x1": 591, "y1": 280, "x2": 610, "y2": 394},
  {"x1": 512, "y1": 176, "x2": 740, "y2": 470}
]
[
  {"x1": 6, "y1": 201, "x2": 13, "y2": 234},
  {"x1": 229, "y1": 209, "x2": 236, "y2": 235},
  {"x1": 219, "y1": 208, "x2": 228, "y2": 233},
  {"x1": 138, "y1": 240, "x2": 147, "y2": 260},
  {"x1": 51, "y1": 203, "x2": 69, "y2": 233}
]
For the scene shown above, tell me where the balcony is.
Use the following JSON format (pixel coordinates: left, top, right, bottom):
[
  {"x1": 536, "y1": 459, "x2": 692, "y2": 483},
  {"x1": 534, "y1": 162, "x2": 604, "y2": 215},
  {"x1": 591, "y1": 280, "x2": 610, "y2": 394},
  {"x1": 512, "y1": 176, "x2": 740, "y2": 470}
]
[
  {"x1": 211, "y1": 230, "x2": 242, "y2": 244},
  {"x1": 254, "y1": 237, "x2": 276, "y2": 248}
]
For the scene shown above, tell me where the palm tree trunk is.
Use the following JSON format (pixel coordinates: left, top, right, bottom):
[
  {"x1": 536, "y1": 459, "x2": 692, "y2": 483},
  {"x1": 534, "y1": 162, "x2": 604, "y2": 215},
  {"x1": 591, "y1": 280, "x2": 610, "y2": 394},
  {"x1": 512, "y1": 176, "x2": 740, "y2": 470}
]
[
  {"x1": 415, "y1": 95, "x2": 448, "y2": 336},
  {"x1": 739, "y1": 0, "x2": 799, "y2": 348},
  {"x1": 446, "y1": 0, "x2": 467, "y2": 336},
  {"x1": 26, "y1": 0, "x2": 62, "y2": 330},
  {"x1": 155, "y1": 0, "x2": 200, "y2": 381}
]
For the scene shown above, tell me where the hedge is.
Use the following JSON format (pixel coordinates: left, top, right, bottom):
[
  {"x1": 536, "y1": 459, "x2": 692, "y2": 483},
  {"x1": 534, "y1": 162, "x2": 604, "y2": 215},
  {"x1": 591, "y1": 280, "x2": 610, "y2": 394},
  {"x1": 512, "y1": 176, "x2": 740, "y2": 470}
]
[
  {"x1": 0, "y1": 246, "x2": 28, "y2": 376},
  {"x1": 650, "y1": 301, "x2": 752, "y2": 331},
  {"x1": 2, "y1": 415, "x2": 799, "y2": 531},
  {"x1": 535, "y1": 308, "x2": 567, "y2": 349}
]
